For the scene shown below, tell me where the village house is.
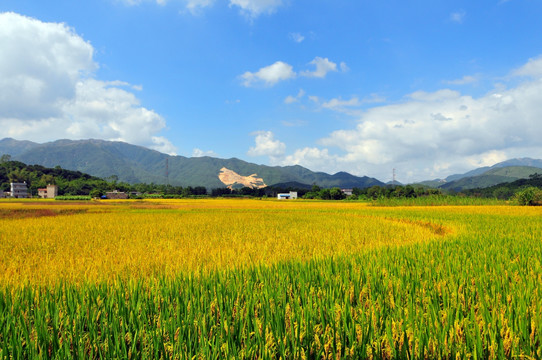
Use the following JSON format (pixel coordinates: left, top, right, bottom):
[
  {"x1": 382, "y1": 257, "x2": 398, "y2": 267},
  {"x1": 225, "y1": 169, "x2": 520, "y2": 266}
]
[
  {"x1": 38, "y1": 184, "x2": 59, "y2": 199},
  {"x1": 341, "y1": 188, "x2": 354, "y2": 196},
  {"x1": 277, "y1": 191, "x2": 298, "y2": 200},
  {"x1": 106, "y1": 190, "x2": 129, "y2": 199},
  {"x1": 10, "y1": 182, "x2": 30, "y2": 198}
]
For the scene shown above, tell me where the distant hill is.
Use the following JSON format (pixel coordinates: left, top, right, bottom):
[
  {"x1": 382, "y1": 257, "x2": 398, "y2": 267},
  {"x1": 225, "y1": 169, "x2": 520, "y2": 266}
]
[
  {"x1": 463, "y1": 174, "x2": 542, "y2": 199},
  {"x1": 440, "y1": 166, "x2": 542, "y2": 192},
  {"x1": 0, "y1": 138, "x2": 384, "y2": 189},
  {"x1": 444, "y1": 158, "x2": 542, "y2": 182},
  {"x1": 414, "y1": 159, "x2": 542, "y2": 191},
  {"x1": 0, "y1": 138, "x2": 39, "y2": 157}
]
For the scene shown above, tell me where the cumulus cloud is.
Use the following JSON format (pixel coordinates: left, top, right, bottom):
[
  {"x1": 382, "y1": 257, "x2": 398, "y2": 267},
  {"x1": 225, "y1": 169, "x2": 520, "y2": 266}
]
[
  {"x1": 280, "y1": 147, "x2": 337, "y2": 169},
  {"x1": 512, "y1": 56, "x2": 542, "y2": 77},
  {"x1": 192, "y1": 148, "x2": 218, "y2": 157},
  {"x1": 301, "y1": 57, "x2": 339, "y2": 78},
  {"x1": 241, "y1": 61, "x2": 295, "y2": 87},
  {"x1": 0, "y1": 12, "x2": 176, "y2": 154},
  {"x1": 242, "y1": 57, "x2": 345, "y2": 87},
  {"x1": 247, "y1": 131, "x2": 286, "y2": 158},
  {"x1": 275, "y1": 58, "x2": 542, "y2": 182}
]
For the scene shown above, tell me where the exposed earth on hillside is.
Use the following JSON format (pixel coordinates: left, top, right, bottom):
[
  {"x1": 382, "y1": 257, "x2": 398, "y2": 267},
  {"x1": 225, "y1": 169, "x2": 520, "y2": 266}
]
[{"x1": 218, "y1": 167, "x2": 267, "y2": 189}]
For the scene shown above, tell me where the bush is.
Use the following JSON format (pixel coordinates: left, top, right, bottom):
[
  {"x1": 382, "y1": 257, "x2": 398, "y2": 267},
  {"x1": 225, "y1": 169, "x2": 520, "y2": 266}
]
[{"x1": 513, "y1": 187, "x2": 542, "y2": 206}]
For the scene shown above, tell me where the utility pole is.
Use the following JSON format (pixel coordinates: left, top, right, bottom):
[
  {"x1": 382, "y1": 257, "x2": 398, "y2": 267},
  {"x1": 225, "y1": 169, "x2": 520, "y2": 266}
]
[{"x1": 165, "y1": 158, "x2": 169, "y2": 185}]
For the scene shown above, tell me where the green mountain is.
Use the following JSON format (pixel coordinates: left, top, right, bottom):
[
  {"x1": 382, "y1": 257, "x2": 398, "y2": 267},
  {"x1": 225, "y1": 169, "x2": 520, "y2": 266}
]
[
  {"x1": 463, "y1": 174, "x2": 542, "y2": 199},
  {"x1": 439, "y1": 158, "x2": 542, "y2": 182},
  {"x1": 0, "y1": 138, "x2": 384, "y2": 189},
  {"x1": 440, "y1": 166, "x2": 542, "y2": 192}
]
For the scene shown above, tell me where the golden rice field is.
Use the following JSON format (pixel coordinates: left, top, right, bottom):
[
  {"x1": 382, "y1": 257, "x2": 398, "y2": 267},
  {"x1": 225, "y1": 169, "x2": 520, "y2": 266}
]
[{"x1": 0, "y1": 198, "x2": 541, "y2": 359}]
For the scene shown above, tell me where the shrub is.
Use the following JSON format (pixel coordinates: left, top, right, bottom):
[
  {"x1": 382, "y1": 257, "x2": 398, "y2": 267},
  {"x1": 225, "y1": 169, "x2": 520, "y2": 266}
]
[{"x1": 513, "y1": 186, "x2": 542, "y2": 206}]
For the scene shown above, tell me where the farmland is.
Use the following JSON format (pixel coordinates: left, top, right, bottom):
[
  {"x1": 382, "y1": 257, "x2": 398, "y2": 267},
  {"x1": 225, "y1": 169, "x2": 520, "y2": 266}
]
[{"x1": 0, "y1": 199, "x2": 541, "y2": 359}]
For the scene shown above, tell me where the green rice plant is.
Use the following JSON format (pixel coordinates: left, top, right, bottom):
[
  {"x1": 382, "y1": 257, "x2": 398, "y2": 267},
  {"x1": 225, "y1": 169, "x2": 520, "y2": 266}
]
[
  {"x1": 0, "y1": 200, "x2": 540, "y2": 359},
  {"x1": 54, "y1": 195, "x2": 92, "y2": 201},
  {"x1": 370, "y1": 195, "x2": 506, "y2": 206}
]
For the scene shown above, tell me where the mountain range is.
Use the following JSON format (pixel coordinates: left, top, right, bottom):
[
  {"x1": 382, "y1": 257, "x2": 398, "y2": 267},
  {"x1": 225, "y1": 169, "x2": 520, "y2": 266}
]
[
  {"x1": 417, "y1": 159, "x2": 542, "y2": 191},
  {"x1": 0, "y1": 138, "x2": 384, "y2": 189},
  {"x1": 2, "y1": 137, "x2": 542, "y2": 191}
]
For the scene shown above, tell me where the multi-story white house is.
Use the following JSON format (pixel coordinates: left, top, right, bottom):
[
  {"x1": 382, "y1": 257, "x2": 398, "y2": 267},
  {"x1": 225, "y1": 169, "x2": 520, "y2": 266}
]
[{"x1": 10, "y1": 182, "x2": 29, "y2": 198}]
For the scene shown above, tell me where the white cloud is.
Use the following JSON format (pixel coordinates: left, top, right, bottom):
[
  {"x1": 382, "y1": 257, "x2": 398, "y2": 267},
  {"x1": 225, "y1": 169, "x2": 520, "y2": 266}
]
[
  {"x1": 242, "y1": 57, "x2": 345, "y2": 87},
  {"x1": 118, "y1": 0, "x2": 168, "y2": 5},
  {"x1": 247, "y1": 131, "x2": 286, "y2": 158},
  {"x1": 322, "y1": 97, "x2": 362, "y2": 111},
  {"x1": 284, "y1": 89, "x2": 305, "y2": 104},
  {"x1": 119, "y1": 0, "x2": 284, "y2": 18},
  {"x1": 512, "y1": 56, "x2": 542, "y2": 77},
  {"x1": 192, "y1": 148, "x2": 218, "y2": 157},
  {"x1": 301, "y1": 57, "x2": 338, "y2": 78},
  {"x1": 183, "y1": 0, "x2": 215, "y2": 14},
  {"x1": 281, "y1": 119, "x2": 307, "y2": 127},
  {"x1": 277, "y1": 57, "x2": 542, "y2": 182},
  {"x1": 444, "y1": 75, "x2": 479, "y2": 85},
  {"x1": 229, "y1": 0, "x2": 282, "y2": 17},
  {"x1": 309, "y1": 94, "x2": 386, "y2": 115},
  {"x1": 0, "y1": 12, "x2": 176, "y2": 154},
  {"x1": 241, "y1": 61, "x2": 295, "y2": 87},
  {"x1": 450, "y1": 10, "x2": 466, "y2": 23},
  {"x1": 280, "y1": 147, "x2": 337, "y2": 169},
  {"x1": 284, "y1": 95, "x2": 298, "y2": 104},
  {"x1": 289, "y1": 32, "x2": 305, "y2": 43}
]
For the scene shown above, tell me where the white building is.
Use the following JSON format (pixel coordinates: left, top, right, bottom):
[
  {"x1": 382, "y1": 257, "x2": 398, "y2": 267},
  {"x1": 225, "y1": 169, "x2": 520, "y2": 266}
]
[
  {"x1": 277, "y1": 191, "x2": 298, "y2": 200},
  {"x1": 341, "y1": 188, "x2": 354, "y2": 196},
  {"x1": 10, "y1": 182, "x2": 29, "y2": 198}
]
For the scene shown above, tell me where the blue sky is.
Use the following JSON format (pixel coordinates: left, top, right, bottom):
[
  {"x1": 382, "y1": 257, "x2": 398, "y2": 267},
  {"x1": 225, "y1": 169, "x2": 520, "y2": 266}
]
[{"x1": 1, "y1": 0, "x2": 542, "y2": 182}]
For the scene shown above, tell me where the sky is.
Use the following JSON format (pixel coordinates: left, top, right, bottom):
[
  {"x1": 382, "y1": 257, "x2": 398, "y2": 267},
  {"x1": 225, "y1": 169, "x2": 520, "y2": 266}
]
[{"x1": 1, "y1": 1, "x2": 542, "y2": 183}]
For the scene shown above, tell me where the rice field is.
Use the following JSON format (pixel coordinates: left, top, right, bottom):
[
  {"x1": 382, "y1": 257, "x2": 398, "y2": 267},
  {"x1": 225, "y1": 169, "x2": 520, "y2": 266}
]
[{"x1": 0, "y1": 198, "x2": 540, "y2": 359}]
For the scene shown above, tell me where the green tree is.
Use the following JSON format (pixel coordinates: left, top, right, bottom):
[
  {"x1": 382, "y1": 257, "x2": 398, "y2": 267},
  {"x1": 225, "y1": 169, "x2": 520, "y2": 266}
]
[
  {"x1": 90, "y1": 189, "x2": 104, "y2": 198},
  {"x1": 367, "y1": 186, "x2": 382, "y2": 199},
  {"x1": 318, "y1": 188, "x2": 331, "y2": 200},
  {"x1": 0, "y1": 154, "x2": 11, "y2": 164},
  {"x1": 514, "y1": 187, "x2": 542, "y2": 206},
  {"x1": 8, "y1": 168, "x2": 30, "y2": 183},
  {"x1": 329, "y1": 187, "x2": 345, "y2": 200}
]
